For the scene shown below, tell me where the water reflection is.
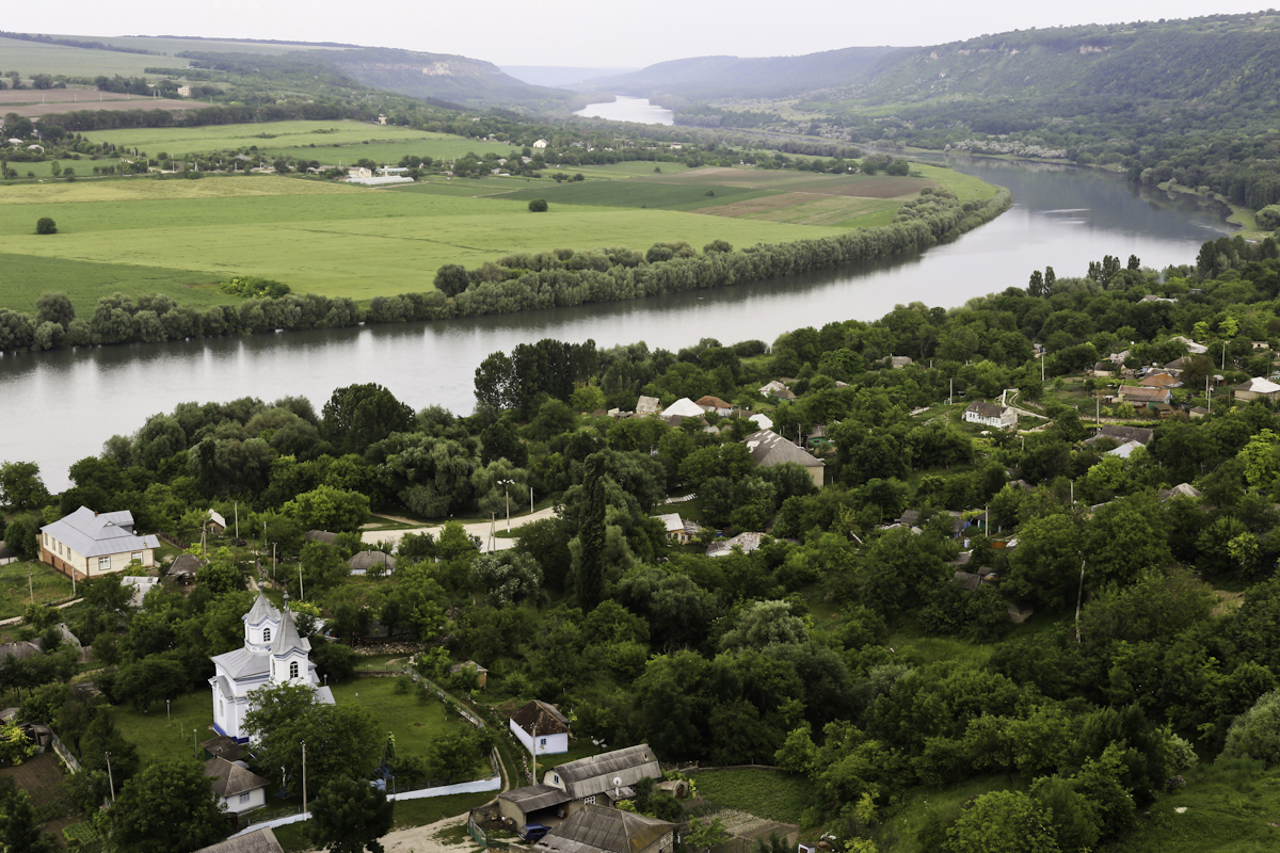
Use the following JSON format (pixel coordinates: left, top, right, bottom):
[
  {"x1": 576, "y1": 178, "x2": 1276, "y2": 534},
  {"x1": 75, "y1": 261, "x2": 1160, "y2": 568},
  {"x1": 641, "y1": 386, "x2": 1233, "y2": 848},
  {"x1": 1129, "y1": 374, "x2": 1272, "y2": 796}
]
[{"x1": 0, "y1": 160, "x2": 1232, "y2": 488}]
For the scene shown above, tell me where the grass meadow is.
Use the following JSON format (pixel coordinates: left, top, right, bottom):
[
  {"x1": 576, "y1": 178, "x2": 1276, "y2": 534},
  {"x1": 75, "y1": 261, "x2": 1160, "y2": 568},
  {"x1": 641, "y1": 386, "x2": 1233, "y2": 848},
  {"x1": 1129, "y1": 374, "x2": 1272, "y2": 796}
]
[
  {"x1": 0, "y1": 560, "x2": 74, "y2": 620},
  {"x1": 0, "y1": 172, "x2": 853, "y2": 312},
  {"x1": 0, "y1": 129, "x2": 984, "y2": 314},
  {"x1": 80, "y1": 120, "x2": 515, "y2": 161},
  {"x1": 0, "y1": 35, "x2": 159, "y2": 77}
]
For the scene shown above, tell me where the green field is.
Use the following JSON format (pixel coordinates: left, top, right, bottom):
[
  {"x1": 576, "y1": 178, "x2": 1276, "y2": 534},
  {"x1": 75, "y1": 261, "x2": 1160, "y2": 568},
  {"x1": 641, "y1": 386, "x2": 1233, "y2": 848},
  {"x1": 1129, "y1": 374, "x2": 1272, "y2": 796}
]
[
  {"x1": 328, "y1": 677, "x2": 478, "y2": 763},
  {"x1": 694, "y1": 768, "x2": 815, "y2": 825},
  {"x1": 0, "y1": 35, "x2": 159, "y2": 77},
  {"x1": 0, "y1": 561, "x2": 74, "y2": 621},
  {"x1": 81, "y1": 120, "x2": 516, "y2": 162},
  {"x1": 0, "y1": 141, "x2": 985, "y2": 315},
  {"x1": 0, "y1": 172, "x2": 857, "y2": 312}
]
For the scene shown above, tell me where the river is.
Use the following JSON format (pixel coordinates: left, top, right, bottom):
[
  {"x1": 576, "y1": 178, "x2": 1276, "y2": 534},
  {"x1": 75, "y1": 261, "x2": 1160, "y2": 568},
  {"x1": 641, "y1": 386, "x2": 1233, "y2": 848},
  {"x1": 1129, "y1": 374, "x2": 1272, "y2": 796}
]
[
  {"x1": 0, "y1": 156, "x2": 1231, "y2": 490},
  {"x1": 574, "y1": 96, "x2": 675, "y2": 125}
]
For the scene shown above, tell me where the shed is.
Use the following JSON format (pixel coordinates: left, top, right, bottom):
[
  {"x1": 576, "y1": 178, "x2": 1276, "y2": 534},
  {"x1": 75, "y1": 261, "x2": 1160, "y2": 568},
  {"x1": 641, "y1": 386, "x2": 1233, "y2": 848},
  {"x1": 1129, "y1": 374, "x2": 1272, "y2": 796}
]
[
  {"x1": 497, "y1": 784, "x2": 574, "y2": 828},
  {"x1": 450, "y1": 660, "x2": 488, "y2": 689},
  {"x1": 0, "y1": 541, "x2": 15, "y2": 566},
  {"x1": 635, "y1": 396, "x2": 662, "y2": 417}
]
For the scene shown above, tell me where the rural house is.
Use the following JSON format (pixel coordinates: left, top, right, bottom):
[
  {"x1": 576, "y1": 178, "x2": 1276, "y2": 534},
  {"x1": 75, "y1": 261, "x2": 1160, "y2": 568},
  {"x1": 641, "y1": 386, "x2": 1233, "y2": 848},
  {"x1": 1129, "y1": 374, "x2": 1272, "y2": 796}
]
[
  {"x1": 39, "y1": 506, "x2": 159, "y2": 582},
  {"x1": 962, "y1": 401, "x2": 1018, "y2": 429},
  {"x1": 204, "y1": 756, "x2": 270, "y2": 818},
  {"x1": 209, "y1": 594, "x2": 335, "y2": 742},
  {"x1": 511, "y1": 700, "x2": 571, "y2": 757},
  {"x1": 542, "y1": 744, "x2": 662, "y2": 814},
  {"x1": 744, "y1": 429, "x2": 825, "y2": 488},
  {"x1": 535, "y1": 805, "x2": 677, "y2": 853},
  {"x1": 1117, "y1": 385, "x2": 1173, "y2": 406},
  {"x1": 1234, "y1": 377, "x2": 1280, "y2": 403}
]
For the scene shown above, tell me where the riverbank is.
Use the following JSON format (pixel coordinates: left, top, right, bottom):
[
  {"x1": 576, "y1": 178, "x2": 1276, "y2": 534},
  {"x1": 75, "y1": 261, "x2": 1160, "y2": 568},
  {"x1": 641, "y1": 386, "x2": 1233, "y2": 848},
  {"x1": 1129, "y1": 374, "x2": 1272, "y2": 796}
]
[{"x1": 0, "y1": 180, "x2": 1012, "y2": 354}]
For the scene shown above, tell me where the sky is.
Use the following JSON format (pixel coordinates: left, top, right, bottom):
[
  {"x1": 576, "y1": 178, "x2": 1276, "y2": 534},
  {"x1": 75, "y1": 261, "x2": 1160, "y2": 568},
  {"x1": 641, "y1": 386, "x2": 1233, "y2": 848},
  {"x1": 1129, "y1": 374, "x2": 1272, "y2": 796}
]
[{"x1": 3, "y1": 1, "x2": 1273, "y2": 69}]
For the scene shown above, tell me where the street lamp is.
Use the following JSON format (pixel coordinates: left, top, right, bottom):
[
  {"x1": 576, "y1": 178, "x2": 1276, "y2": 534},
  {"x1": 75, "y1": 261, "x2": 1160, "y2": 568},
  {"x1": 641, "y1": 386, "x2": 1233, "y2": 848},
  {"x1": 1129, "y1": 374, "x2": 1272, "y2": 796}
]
[
  {"x1": 498, "y1": 479, "x2": 514, "y2": 532},
  {"x1": 166, "y1": 698, "x2": 171, "y2": 728}
]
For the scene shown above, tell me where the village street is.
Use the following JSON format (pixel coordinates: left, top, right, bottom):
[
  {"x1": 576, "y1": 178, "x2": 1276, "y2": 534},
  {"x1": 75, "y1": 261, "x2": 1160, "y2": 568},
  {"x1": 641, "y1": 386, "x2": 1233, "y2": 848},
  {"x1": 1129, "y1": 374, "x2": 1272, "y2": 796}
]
[{"x1": 360, "y1": 506, "x2": 560, "y2": 552}]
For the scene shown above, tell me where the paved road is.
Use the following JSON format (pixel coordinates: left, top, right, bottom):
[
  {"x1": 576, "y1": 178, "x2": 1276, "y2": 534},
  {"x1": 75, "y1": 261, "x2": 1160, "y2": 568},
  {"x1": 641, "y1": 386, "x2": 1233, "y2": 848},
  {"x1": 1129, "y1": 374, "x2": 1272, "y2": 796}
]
[{"x1": 361, "y1": 506, "x2": 560, "y2": 552}]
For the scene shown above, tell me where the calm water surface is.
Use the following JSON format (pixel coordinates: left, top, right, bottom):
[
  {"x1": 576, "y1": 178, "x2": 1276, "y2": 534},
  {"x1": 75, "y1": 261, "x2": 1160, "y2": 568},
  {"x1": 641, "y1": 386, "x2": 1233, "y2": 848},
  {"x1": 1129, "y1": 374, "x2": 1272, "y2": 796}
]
[
  {"x1": 574, "y1": 96, "x2": 675, "y2": 125},
  {"x1": 0, "y1": 158, "x2": 1230, "y2": 489}
]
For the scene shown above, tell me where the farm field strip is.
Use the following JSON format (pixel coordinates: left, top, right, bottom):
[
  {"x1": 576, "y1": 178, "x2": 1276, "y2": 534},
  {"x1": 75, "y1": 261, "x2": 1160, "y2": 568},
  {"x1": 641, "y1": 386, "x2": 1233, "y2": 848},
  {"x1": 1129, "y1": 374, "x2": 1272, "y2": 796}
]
[
  {"x1": 0, "y1": 35, "x2": 159, "y2": 76},
  {"x1": 80, "y1": 120, "x2": 511, "y2": 159}
]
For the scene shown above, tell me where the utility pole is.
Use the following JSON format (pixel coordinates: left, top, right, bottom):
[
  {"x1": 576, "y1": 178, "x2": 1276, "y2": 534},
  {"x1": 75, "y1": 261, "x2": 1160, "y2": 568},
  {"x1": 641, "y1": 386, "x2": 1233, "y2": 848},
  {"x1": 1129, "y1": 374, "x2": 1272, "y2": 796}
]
[
  {"x1": 1074, "y1": 558, "x2": 1086, "y2": 643},
  {"x1": 106, "y1": 752, "x2": 116, "y2": 803},
  {"x1": 1206, "y1": 375, "x2": 1212, "y2": 414},
  {"x1": 235, "y1": 501, "x2": 239, "y2": 539},
  {"x1": 298, "y1": 561, "x2": 304, "y2": 602},
  {"x1": 301, "y1": 741, "x2": 308, "y2": 816},
  {"x1": 28, "y1": 565, "x2": 33, "y2": 603}
]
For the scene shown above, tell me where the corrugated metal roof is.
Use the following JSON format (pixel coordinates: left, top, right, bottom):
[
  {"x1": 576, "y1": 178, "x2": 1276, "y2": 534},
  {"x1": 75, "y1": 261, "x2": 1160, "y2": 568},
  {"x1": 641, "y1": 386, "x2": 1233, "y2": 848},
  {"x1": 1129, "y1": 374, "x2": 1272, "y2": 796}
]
[
  {"x1": 193, "y1": 828, "x2": 284, "y2": 853},
  {"x1": 40, "y1": 506, "x2": 159, "y2": 558},
  {"x1": 244, "y1": 593, "x2": 280, "y2": 626},
  {"x1": 538, "y1": 805, "x2": 674, "y2": 853},
  {"x1": 549, "y1": 744, "x2": 661, "y2": 799},
  {"x1": 270, "y1": 610, "x2": 309, "y2": 656},
  {"x1": 205, "y1": 756, "x2": 269, "y2": 798},
  {"x1": 744, "y1": 430, "x2": 823, "y2": 469},
  {"x1": 211, "y1": 648, "x2": 269, "y2": 680},
  {"x1": 499, "y1": 784, "x2": 574, "y2": 812}
]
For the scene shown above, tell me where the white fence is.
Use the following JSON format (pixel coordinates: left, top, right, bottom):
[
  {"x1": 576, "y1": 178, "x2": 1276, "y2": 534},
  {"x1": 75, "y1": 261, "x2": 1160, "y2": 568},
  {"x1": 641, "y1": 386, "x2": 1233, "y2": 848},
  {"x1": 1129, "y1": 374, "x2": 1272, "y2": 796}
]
[{"x1": 229, "y1": 775, "x2": 501, "y2": 838}]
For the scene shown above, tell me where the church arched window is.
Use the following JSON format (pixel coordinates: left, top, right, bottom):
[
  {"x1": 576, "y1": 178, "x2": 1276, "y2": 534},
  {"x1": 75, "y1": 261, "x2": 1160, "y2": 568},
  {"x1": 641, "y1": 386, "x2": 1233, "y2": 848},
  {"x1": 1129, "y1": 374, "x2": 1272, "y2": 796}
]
[
  {"x1": 263, "y1": 627, "x2": 271, "y2": 643},
  {"x1": 290, "y1": 661, "x2": 299, "y2": 679}
]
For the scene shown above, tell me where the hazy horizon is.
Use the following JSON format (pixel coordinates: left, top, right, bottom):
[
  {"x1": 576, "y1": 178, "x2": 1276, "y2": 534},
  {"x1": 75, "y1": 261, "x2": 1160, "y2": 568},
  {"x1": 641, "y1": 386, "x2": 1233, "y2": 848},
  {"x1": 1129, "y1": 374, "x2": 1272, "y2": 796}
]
[{"x1": 2, "y1": 1, "x2": 1272, "y2": 70}]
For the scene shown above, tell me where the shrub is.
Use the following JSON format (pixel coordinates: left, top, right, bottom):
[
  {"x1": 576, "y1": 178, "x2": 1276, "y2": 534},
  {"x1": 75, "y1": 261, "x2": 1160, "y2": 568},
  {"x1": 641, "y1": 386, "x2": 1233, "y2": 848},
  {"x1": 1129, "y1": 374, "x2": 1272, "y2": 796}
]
[
  {"x1": 528, "y1": 199, "x2": 549, "y2": 212},
  {"x1": 35, "y1": 217, "x2": 56, "y2": 235}
]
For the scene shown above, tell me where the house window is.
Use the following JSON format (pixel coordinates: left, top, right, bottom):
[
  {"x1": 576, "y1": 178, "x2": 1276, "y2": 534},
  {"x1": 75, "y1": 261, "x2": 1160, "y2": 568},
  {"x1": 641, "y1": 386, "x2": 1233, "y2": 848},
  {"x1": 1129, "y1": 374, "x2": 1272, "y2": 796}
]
[
  {"x1": 289, "y1": 661, "x2": 299, "y2": 679},
  {"x1": 583, "y1": 796, "x2": 596, "y2": 805},
  {"x1": 540, "y1": 738, "x2": 547, "y2": 747},
  {"x1": 239, "y1": 792, "x2": 251, "y2": 804},
  {"x1": 131, "y1": 551, "x2": 143, "y2": 563},
  {"x1": 98, "y1": 556, "x2": 111, "y2": 571},
  {"x1": 263, "y1": 628, "x2": 271, "y2": 643}
]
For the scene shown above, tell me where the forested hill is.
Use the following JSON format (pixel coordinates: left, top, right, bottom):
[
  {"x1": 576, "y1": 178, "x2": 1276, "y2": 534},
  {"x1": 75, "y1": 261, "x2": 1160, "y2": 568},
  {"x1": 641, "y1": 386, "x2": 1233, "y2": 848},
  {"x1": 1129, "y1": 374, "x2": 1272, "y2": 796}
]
[
  {"x1": 176, "y1": 45, "x2": 580, "y2": 111},
  {"x1": 320, "y1": 47, "x2": 582, "y2": 111},
  {"x1": 580, "y1": 46, "x2": 900, "y2": 104},
  {"x1": 841, "y1": 13, "x2": 1280, "y2": 106}
]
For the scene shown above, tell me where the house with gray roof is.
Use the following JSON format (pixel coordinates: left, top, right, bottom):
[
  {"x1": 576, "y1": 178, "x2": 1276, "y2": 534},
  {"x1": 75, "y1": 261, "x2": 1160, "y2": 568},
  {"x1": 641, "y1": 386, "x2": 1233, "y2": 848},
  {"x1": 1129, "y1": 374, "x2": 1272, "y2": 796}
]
[
  {"x1": 205, "y1": 756, "x2": 270, "y2": 816},
  {"x1": 542, "y1": 744, "x2": 662, "y2": 815},
  {"x1": 744, "y1": 430, "x2": 824, "y2": 488},
  {"x1": 193, "y1": 828, "x2": 283, "y2": 853},
  {"x1": 534, "y1": 804, "x2": 676, "y2": 853},
  {"x1": 347, "y1": 550, "x2": 396, "y2": 575},
  {"x1": 39, "y1": 506, "x2": 159, "y2": 582},
  {"x1": 963, "y1": 401, "x2": 1017, "y2": 429}
]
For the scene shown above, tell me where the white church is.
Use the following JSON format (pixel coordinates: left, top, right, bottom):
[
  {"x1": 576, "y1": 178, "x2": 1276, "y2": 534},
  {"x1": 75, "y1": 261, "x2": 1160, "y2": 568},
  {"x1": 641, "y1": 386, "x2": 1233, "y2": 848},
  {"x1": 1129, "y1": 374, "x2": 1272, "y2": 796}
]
[{"x1": 210, "y1": 593, "x2": 335, "y2": 742}]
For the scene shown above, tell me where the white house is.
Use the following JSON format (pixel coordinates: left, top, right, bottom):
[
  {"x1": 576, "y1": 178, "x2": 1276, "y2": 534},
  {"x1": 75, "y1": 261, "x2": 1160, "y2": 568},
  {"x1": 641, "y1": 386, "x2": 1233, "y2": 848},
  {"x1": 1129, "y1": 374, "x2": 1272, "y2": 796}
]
[
  {"x1": 39, "y1": 506, "x2": 159, "y2": 582},
  {"x1": 209, "y1": 594, "x2": 335, "y2": 743},
  {"x1": 511, "y1": 700, "x2": 570, "y2": 757},
  {"x1": 533, "y1": 139, "x2": 549, "y2": 149},
  {"x1": 204, "y1": 756, "x2": 269, "y2": 816},
  {"x1": 963, "y1": 401, "x2": 1018, "y2": 429}
]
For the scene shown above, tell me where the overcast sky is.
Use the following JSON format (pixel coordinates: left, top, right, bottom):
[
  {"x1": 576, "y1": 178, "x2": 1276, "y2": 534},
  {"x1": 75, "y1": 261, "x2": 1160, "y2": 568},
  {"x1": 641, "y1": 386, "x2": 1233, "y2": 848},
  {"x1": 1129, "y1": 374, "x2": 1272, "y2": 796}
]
[{"x1": 4, "y1": 1, "x2": 1272, "y2": 68}]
